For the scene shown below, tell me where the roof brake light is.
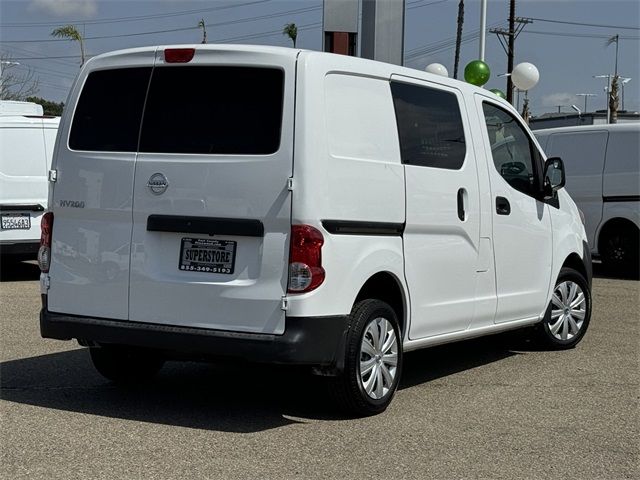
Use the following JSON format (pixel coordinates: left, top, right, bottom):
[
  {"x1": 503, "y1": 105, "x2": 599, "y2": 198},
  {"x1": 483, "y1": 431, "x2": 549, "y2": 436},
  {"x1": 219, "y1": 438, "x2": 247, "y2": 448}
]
[{"x1": 164, "y1": 48, "x2": 195, "y2": 63}]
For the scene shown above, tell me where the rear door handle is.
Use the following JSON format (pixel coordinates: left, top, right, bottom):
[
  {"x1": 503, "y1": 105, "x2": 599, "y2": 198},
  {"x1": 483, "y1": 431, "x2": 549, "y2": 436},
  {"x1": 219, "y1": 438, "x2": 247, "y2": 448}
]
[{"x1": 496, "y1": 196, "x2": 511, "y2": 215}]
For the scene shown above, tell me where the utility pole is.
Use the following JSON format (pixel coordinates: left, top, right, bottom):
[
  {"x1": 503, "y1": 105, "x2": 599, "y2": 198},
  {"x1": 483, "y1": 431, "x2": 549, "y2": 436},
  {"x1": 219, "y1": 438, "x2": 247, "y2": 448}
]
[
  {"x1": 506, "y1": 0, "x2": 515, "y2": 103},
  {"x1": 490, "y1": 13, "x2": 532, "y2": 105}
]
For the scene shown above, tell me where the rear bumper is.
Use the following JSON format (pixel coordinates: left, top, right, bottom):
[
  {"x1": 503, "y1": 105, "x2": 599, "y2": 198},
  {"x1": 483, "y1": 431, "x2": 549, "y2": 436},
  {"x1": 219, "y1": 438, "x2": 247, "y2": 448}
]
[
  {"x1": 0, "y1": 241, "x2": 39, "y2": 256},
  {"x1": 40, "y1": 308, "x2": 349, "y2": 370}
]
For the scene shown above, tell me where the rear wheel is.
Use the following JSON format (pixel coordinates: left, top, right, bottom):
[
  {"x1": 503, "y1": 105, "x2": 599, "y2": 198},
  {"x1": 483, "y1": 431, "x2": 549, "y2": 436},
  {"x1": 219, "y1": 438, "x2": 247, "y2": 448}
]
[
  {"x1": 328, "y1": 299, "x2": 403, "y2": 416},
  {"x1": 535, "y1": 267, "x2": 591, "y2": 349},
  {"x1": 90, "y1": 346, "x2": 164, "y2": 383}
]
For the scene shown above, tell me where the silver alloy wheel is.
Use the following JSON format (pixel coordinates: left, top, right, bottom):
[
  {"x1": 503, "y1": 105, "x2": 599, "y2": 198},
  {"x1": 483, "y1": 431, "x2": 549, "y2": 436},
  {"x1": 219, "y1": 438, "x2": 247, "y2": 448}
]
[
  {"x1": 549, "y1": 280, "x2": 587, "y2": 341},
  {"x1": 359, "y1": 317, "x2": 399, "y2": 400}
]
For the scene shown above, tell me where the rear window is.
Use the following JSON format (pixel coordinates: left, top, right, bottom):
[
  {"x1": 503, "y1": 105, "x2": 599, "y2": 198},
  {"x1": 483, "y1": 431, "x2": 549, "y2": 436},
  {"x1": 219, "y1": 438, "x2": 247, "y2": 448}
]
[
  {"x1": 139, "y1": 66, "x2": 284, "y2": 155},
  {"x1": 69, "y1": 67, "x2": 151, "y2": 152},
  {"x1": 69, "y1": 66, "x2": 284, "y2": 155},
  {"x1": 390, "y1": 81, "x2": 466, "y2": 169}
]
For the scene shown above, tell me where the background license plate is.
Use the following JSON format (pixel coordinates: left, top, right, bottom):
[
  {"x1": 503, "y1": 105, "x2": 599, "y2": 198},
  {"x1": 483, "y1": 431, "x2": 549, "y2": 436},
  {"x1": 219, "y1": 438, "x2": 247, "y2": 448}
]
[
  {"x1": 179, "y1": 238, "x2": 236, "y2": 274},
  {"x1": 1, "y1": 214, "x2": 31, "y2": 230}
]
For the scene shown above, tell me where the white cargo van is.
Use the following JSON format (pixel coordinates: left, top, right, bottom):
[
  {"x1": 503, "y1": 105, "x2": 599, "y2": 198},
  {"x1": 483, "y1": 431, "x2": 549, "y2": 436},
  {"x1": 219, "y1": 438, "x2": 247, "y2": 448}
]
[
  {"x1": 0, "y1": 101, "x2": 60, "y2": 259},
  {"x1": 535, "y1": 124, "x2": 639, "y2": 273},
  {"x1": 39, "y1": 45, "x2": 592, "y2": 415}
]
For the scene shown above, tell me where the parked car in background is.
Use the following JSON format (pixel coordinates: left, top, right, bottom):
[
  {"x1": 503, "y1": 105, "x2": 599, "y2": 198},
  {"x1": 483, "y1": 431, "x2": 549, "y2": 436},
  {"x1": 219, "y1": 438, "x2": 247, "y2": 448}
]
[
  {"x1": 39, "y1": 45, "x2": 592, "y2": 415},
  {"x1": 535, "y1": 124, "x2": 639, "y2": 273},
  {"x1": 0, "y1": 100, "x2": 60, "y2": 260}
]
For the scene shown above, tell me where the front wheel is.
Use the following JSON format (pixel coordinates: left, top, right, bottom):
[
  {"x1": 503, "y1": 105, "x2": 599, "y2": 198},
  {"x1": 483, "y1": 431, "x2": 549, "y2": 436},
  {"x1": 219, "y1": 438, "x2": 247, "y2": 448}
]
[
  {"x1": 535, "y1": 267, "x2": 592, "y2": 349},
  {"x1": 328, "y1": 299, "x2": 403, "y2": 416},
  {"x1": 600, "y1": 227, "x2": 639, "y2": 275}
]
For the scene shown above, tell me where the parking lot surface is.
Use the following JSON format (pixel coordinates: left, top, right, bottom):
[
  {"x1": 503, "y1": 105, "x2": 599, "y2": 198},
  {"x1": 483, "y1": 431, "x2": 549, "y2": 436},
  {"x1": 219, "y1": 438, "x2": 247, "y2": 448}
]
[{"x1": 1, "y1": 260, "x2": 638, "y2": 479}]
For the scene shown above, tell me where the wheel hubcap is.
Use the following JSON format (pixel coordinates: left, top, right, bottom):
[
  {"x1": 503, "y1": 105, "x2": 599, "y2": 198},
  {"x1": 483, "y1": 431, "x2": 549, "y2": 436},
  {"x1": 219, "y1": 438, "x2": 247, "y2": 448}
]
[
  {"x1": 548, "y1": 280, "x2": 586, "y2": 341},
  {"x1": 359, "y1": 317, "x2": 398, "y2": 400}
]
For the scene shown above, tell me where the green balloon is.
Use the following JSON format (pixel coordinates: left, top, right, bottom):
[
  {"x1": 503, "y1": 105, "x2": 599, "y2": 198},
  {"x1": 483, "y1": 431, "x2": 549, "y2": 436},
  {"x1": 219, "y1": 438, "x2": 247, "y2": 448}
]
[
  {"x1": 464, "y1": 60, "x2": 491, "y2": 86},
  {"x1": 489, "y1": 88, "x2": 506, "y2": 99}
]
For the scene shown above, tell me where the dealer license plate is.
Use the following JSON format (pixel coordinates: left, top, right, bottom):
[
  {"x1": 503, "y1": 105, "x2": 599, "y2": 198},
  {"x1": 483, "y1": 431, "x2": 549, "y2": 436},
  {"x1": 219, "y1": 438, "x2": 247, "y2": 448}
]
[
  {"x1": 1, "y1": 214, "x2": 31, "y2": 230},
  {"x1": 179, "y1": 237, "x2": 236, "y2": 274}
]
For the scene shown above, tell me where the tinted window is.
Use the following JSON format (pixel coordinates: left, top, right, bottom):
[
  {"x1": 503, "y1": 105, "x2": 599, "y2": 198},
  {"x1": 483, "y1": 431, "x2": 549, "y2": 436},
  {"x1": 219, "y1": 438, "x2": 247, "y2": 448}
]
[
  {"x1": 140, "y1": 66, "x2": 284, "y2": 154},
  {"x1": 70, "y1": 67, "x2": 151, "y2": 152},
  {"x1": 482, "y1": 102, "x2": 538, "y2": 196},
  {"x1": 390, "y1": 81, "x2": 466, "y2": 169}
]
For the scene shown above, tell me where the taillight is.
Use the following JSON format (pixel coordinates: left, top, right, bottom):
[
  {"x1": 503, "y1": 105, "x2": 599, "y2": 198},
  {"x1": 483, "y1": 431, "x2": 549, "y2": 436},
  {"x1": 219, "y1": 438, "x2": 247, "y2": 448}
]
[
  {"x1": 288, "y1": 225, "x2": 325, "y2": 293},
  {"x1": 164, "y1": 48, "x2": 195, "y2": 63},
  {"x1": 38, "y1": 212, "x2": 53, "y2": 273}
]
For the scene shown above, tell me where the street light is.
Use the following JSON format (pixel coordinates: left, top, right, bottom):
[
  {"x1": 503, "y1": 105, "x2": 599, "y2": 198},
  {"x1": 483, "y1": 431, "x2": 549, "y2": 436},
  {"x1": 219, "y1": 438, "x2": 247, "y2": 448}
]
[
  {"x1": 576, "y1": 93, "x2": 597, "y2": 113},
  {"x1": 594, "y1": 74, "x2": 613, "y2": 122},
  {"x1": 620, "y1": 77, "x2": 631, "y2": 111}
]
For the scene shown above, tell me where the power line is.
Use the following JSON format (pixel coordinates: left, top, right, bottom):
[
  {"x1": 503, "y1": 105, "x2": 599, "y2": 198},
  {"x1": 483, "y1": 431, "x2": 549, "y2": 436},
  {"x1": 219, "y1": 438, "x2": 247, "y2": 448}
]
[
  {"x1": 521, "y1": 30, "x2": 640, "y2": 40},
  {"x1": 522, "y1": 17, "x2": 640, "y2": 31},
  {"x1": 0, "y1": 0, "x2": 273, "y2": 27},
  {"x1": 2, "y1": 44, "x2": 79, "y2": 67},
  {"x1": 0, "y1": 5, "x2": 322, "y2": 44},
  {"x1": 405, "y1": 21, "x2": 506, "y2": 59},
  {"x1": 407, "y1": 0, "x2": 451, "y2": 10},
  {"x1": 4, "y1": 22, "x2": 322, "y2": 62}
]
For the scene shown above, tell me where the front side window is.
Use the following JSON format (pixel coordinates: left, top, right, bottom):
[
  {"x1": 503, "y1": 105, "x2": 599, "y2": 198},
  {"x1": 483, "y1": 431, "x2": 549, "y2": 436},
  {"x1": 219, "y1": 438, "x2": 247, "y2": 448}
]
[
  {"x1": 482, "y1": 102, "x2": 539, "y2": 196},
  {"x1": 140, "y1": 66, "x2": 284, "y2": 155},
  {"x1": 391, "y1": 81, "x2": 466, "y2": 169}
]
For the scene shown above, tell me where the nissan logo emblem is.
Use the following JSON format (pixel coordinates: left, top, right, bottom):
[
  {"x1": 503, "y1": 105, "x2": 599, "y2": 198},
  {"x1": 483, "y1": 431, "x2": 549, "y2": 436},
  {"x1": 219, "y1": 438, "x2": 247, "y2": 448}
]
[{"x1": 147, "y1": 173, "x2": 169, "y2": 195}]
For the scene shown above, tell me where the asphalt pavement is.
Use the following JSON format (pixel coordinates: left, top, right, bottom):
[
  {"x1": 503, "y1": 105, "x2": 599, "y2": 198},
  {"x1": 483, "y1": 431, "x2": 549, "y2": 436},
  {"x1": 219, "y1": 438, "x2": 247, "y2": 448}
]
[{"x1": 1, "y1": 260, "x2": 638, "y2": 479}]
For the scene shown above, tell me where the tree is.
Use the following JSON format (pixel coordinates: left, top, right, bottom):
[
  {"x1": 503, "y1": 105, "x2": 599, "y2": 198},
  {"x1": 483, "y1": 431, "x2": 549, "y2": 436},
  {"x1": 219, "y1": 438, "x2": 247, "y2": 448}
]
[
  {"x1": 609, "y1": 75, "x2": 619, "y2": 124},
  {"x1": 0, "y1": 54, "x2": 39, "y2": 100},
  {"x1": 198, "y1": 18, "x2": 207, "y2": 44},
  {"x1": 453, "y1": 0, "x2": 465, "y2": 79},
  {"x1": 51, "y1": 25, "x2": 85, "y2": 65},
  {"x1": 283, "y1": 23, "x2": 297, "y2": 48},
  {"x1": 26, "y1": 96, "x2": 64, "y2": 116}
]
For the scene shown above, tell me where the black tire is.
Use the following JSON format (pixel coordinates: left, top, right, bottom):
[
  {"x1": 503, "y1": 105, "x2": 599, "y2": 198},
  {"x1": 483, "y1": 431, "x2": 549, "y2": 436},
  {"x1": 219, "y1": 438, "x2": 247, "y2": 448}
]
[
  {"x1": 328, "y1": 299, "x2": 403, "y2": 416},
  {"x1": 534, "y1": 267, "x2": 592, "y2": 350},
  {"x1": 600, "y1": 227, "x2": 639, "y2": 275},
  {"x1": 89, "y1": 346, "x2": 165, "y2": 384}
]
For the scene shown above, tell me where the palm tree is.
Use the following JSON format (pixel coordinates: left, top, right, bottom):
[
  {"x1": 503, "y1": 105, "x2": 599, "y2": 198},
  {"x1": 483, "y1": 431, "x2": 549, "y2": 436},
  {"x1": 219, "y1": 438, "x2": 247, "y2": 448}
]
[
  {"x1": 453, "y1": 0, "x2": 464, "y2": 79},
  {"x1": 51, "y1": 25, "x2": 85, "y2": 66},
  {"x1": 198, "y1": 18, "x2": 207, "y2": 44},
  {"x1": 283, "y1": 23, "x2": 298, "y2": 48}
]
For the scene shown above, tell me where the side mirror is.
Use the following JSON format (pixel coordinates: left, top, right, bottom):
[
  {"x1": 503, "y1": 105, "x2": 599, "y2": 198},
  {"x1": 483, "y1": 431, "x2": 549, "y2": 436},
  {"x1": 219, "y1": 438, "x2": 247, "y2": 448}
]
[{"x1": 543, "y1": 156, "x2": 566, "y2": 199}]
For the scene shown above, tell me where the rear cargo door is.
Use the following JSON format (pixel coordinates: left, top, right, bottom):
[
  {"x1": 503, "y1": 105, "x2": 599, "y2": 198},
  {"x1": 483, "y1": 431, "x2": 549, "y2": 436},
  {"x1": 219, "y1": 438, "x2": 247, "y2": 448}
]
[
  {"x1": 47, "y1": 51, "x2": 155, "y2": 319},
  {"x1": 129, "y1": 48, "x2": 295, "y2": 334}
]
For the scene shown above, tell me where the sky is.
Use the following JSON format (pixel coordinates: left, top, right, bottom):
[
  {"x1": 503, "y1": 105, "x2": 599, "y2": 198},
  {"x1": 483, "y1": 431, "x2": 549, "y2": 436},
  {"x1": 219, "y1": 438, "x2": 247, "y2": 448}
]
[{"x1": 1, "y1": 0, "x2": 638, "y2": 116}]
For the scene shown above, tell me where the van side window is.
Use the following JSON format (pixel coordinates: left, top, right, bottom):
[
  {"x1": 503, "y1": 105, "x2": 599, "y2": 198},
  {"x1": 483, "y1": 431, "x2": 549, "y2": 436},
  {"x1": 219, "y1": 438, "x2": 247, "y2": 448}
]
[
  {"x1": 482, "y1": 102, "x2": 538, "y2": 196},
  {"x1": 70, "y1": 67, "x2": 152, "y2": 152},
  {"x1": 390, "y1": 81, "x2": 466, "y2": 169},
  {"x1": 140, "y1": 66, "x2": 283, "y2": 155}
]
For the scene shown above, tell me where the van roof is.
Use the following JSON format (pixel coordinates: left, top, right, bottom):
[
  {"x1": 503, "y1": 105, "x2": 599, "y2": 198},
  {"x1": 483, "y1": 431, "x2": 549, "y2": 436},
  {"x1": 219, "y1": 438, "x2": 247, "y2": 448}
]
[
  {"x1": 84, "y1": 44, "x2": 512, "y2": 108},
  {"x1": 534, "y1": 123, "x2": 640, "y2": 136},
  {"x1": 0, "y1": 100, "x2": 44, "y2": 116}
]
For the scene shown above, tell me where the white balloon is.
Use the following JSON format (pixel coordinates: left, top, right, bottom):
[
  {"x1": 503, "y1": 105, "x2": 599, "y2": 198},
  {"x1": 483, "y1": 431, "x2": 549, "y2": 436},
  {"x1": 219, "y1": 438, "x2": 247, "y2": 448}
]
[
  {"x1": 511, "y1": 62, "x2": 539, "y2": 91},
  {"x1": 425, "y1": 63, "x2": 449, "y2": 77}
]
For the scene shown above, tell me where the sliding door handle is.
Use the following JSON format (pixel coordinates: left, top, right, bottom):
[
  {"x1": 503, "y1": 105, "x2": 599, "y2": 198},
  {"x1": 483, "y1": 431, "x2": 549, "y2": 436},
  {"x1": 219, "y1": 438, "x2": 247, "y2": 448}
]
[
  {"x1": 457, "y1": 188, "x2": 466, "y2": 221},
  {"x1": 496, "y1": 196, "x2": 511, "y2": 215}
]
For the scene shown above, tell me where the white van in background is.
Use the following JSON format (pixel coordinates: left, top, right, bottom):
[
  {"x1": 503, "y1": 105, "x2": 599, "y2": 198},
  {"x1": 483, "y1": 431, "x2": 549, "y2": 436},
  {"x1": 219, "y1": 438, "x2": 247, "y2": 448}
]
[
  {"x1": 0, "y1": 101, "x2": 60, "y2": 259},
  {"x1": 535, "y1": 124, "x2": 639, "y2": 272},
  {"x1": 39, "y1": 45, "x2": 592, "y2": 415}
]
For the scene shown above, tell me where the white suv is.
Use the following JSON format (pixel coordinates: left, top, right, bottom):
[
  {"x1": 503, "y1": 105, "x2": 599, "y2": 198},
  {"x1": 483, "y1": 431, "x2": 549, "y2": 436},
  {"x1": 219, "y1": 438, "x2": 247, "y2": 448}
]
[{"x1": 39, "y1": 45, "x2": 592, "y2": 415}]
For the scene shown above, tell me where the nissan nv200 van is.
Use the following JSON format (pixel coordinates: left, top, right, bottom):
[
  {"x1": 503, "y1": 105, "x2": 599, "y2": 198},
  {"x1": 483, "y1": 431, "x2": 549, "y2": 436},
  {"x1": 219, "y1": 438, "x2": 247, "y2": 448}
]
[
  {"x1": 0, "y1": 101, "x2": 60, "y2": 259},
  {"x1": 535, "y1": 123, "x2": 639, "y2": 274},
  {"x1": 39, "y1": 45, "x2": 592, "y2": 415}
]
